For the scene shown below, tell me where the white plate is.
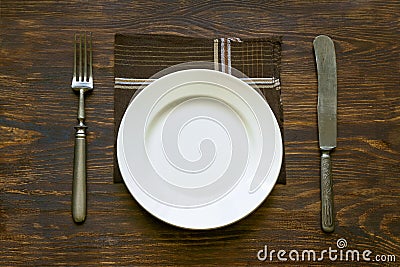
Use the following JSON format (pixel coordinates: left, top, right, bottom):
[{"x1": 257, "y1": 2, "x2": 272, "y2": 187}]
[{"x1": 117, "y1": 69, "x2": 282, "y2": 229}]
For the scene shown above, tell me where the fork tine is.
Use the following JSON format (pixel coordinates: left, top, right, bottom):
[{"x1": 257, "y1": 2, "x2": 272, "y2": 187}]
[
  {"x1": 84, "y1": 33, "x2": 87, "y2": 82},
  {"x1": 88, "y1": 32, "x2": 92, "y2": 81},
  {"x1": 79, "y1": 33, "x2": 82, "y2": 82},
  {"x1": 73, "y1": 33, "x2": 77, "y2": 81}
]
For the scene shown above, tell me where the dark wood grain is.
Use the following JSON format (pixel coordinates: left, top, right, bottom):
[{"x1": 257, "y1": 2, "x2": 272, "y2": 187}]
[{"x1": 1, "y1": 0, "x2": 399, "y2": 266}]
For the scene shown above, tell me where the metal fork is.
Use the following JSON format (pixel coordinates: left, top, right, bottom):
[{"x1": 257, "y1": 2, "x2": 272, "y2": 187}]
[{"x1": 71, "y1": 32, "x2": 93, "y2": 223}]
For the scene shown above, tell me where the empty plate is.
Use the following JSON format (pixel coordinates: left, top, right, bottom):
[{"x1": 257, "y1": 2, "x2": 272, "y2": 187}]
[{"x1": 117, "y1": 69, "x2": 282, "y2": 229}]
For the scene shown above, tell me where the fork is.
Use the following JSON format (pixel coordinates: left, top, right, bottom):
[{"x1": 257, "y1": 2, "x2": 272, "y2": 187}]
[{"x1": 71, "y1": 32, "x2": 93, "y2": 223}]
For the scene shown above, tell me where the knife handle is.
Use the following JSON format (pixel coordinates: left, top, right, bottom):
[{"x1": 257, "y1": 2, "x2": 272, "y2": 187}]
[
  {"x1": 321, "y1": 150, "x2": 334, "y2": 232},
  {"x1": 72, "y1": 124, "x2": 87, "y2": 223}
]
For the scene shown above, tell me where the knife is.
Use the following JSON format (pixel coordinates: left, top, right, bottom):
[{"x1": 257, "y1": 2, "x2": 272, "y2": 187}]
[{"x1": 313, "y1": 35, "x2": 337, "y2": 233}]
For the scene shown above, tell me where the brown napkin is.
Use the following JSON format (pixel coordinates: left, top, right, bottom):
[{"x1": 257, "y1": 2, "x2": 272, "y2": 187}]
[{"x1": 114, "y1": 34, "x2": 286, "y2": 184}]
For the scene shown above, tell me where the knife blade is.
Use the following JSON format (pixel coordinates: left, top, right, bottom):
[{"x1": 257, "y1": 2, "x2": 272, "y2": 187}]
[{"x1": 313, "y1": 35, "x2": 337, "y2": 233}]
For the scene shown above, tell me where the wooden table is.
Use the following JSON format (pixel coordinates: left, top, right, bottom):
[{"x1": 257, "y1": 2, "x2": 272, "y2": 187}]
[{"x1": 1, "y1": 1, "x2": 399, "y2": 266}]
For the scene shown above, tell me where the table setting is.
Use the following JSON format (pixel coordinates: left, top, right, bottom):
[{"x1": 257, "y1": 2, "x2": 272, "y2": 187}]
[{"x1": 1, "y1": 1, "x2": 399, "y2": 266}]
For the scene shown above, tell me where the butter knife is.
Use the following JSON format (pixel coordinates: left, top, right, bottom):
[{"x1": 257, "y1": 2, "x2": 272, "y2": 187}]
[{"x1": 313, "y1": 35, "x2": 337, "y2": 233}]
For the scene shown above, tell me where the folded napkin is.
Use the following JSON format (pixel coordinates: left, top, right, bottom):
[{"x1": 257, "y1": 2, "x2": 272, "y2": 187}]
[{"x1": 114, "y1": 34, "x2": 286, "y2": 184}]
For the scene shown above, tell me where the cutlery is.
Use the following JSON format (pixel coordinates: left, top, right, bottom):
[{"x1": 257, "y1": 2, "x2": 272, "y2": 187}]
[
  {"x1": 71, "y1": 32, "x2": 93, "y2": 223},
  {"x1": 313, "y1": 35, "x2": 337, "y2": 233}
]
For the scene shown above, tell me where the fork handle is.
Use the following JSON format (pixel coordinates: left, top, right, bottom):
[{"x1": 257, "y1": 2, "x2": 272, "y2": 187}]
[
  {"x1": 73, "y1": 126, "x2": 87, "y2": 223},
  {"x1": 72, "y1": 90, "x2": 87, "y2": 223}
]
